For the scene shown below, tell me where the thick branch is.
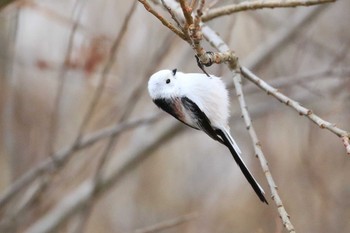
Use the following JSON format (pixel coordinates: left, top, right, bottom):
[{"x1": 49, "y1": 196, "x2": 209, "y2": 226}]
[{"x1": 202, "y1": 0, "x2": 336, "y2": 22}]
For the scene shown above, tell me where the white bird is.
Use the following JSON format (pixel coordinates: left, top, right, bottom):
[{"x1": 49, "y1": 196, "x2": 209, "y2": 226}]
[{"x1": 148, "y1": 69, "x2": 268, "y2": 204}]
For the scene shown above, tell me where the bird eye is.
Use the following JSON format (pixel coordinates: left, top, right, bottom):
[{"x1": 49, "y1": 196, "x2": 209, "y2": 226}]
[{"x1": 166, "y1": 79, "x2": 171, "y2": 84}]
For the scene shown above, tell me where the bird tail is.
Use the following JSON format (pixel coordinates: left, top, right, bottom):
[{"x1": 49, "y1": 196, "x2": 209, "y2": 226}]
[{"x1": 218, "y1": 129, "x2": 268, "y2": 204}]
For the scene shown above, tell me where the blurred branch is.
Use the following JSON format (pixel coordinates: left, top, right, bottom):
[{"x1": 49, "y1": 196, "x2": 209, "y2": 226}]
[
  {"x1": 202, "y1": 0, "x2": 336, "y2": 22},
  {"x1": 242, "y1": 5, "x2": 328, "y2": 70},
  {"x1": 75, "y1": 1, "x2": 137, "y2": 141},
  {"x1": 24, "y1": 121, "x2": 183, "y2": 233},
  {"x1": 0, "y1": 0, "x2": 15, "y2": 10},
  {"x1": 241, "y1": 67, "x2": 350, "y2": 143},
  {"x1": 0, "y1": 177, "x2": 48, "y2": 232},
  {"x1": 133, "y1": 212, "x2": 198, "y2": 233},
  {"x1": 0, "y1": 2, "x2": 140, "y2": 226},
  {"x1": 0, "y1": 114, "x2": 161, "y2": 211},
  {"x1": 47, "y1": 0, "x2": 86, "y2": 155}
]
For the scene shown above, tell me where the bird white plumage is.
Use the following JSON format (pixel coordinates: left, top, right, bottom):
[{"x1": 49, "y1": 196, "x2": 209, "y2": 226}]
[
  {"x1": 148, "y1": 69, "x2": 267, "y2": 204},
  {"x1": 149, "y1": 70, "x2": 228, "y2": 128}
]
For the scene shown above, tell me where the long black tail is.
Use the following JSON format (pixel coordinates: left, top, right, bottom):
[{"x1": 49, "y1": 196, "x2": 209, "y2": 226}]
[{"x1": 216, "y1": 129, "x2": 268, "y2": 204}]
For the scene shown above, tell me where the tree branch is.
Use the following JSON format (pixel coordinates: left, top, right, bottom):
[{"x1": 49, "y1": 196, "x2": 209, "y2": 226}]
[
  {"x1": 138, "y1": 0, "x2": 188, "y2": 41},
  {"x1": 232, "y1": 71, "x2": 296, "y2": 232},
  {"x1": 241, "y1": 67, "x2": 350, "y2": 143},
  {"x1": 201, "y1": 23, "x2": 296, "y2": 233},
  {"x1": 47, "y1": 0, "x2": 86, "y2": 156},
  {"x1": 202, "y1": 0, "x2": 336, "y2": 22},
  {"x1": 0, "y1": 0, "x2": 16, "y2": 10}
]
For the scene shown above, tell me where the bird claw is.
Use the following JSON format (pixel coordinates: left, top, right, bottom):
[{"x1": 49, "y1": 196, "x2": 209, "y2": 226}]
[{"x1": 195, "y1": 53, "x2": 212, "y2": 77}]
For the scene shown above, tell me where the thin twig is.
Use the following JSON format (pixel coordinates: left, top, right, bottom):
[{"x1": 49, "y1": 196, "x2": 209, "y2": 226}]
[
  {"x1": 134, "y1": 212, "x2": 198, "y2": 233},
  {"x1": 179, "y1": 0, "x2": 193, "y2": 25},
  {"x1": 161, "y1": 0, "x2": 183, "y2": 29},
  {"x1": 202, "y1": 0, "x2": 336, "y2": 22},
  {"x1": 90, "y1": 15, "x2": 178, "y2": 204},
  {"x1": 75, "y1": 1, "x2": 137, "y2": 142},
  {"x1": 241, "y1": 66, "x2": 350, "y2": 139},
  {"x1": 138, "y1": 0, "x2": 188, "y2": 41},
  {"x1": 238, "y1": 67, "x2": 350, "y2": 95},
  {"x1": 159, "y1": 0, "x2": 238, "y2": 67},
  {"x1": 90, "y1": 0, "x2": 140, "y2": 191},
  {"x1": 242, "y1": 5, "x2": 329, "y2": 70},
  {"x1": 232, "y1": 71, "x2": 296, "y2": 233},
  {"x1": 200, "y1": 22, "x2": 296, "y2": 232},
  {"x1": 47, "y1": 0, "x2": 86, "y2": 156}
]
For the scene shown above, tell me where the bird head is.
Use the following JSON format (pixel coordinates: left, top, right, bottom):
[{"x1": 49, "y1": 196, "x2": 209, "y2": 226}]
[{"x1": 148, "y1": 69, "x2": 180, "y2": 100}]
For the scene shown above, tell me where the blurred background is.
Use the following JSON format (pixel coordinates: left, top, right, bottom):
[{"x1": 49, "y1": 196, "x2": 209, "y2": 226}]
[{"x1": 0, "y1": 0, "x2": 349, "y2": 232}]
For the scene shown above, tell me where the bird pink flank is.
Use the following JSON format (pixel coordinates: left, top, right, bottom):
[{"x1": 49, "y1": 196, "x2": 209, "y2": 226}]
[
  {"x1": 148, "y1": 69, "x2": 268, "y2": 204},
  {"x1": 173, "y1": 97, "x2": 186, "y2": 122}
]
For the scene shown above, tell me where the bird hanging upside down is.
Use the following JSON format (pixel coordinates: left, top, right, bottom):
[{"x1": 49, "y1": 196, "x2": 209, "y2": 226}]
[{"x1": 148, "y1": 68, "x2": 268, "y2": 204}]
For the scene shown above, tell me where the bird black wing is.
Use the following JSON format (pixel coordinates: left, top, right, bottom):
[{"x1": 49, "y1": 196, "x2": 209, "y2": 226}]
[
  {"x1": 181, "y1": 97, "x2": 268, "y2": 204},
  {"x1": 153, "y1": 97, "x2": 198, "y2": 130},
  {"x1": 180, "y1": 97, "x2": 225, "y2": 144},
  {"x1": 155, "y1": 96, "x2": 267, "y2": 203}
]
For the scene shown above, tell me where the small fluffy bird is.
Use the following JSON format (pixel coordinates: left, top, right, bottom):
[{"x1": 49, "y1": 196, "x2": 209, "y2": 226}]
[{"x1": 148, "y1": 69, "x2": 268, "y2": 204}]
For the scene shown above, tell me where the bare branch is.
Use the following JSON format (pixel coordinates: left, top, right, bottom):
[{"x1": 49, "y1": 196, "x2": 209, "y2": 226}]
[
  {"x1": 232, "y1": 71, "x2": 296, "y2": 233},
  {"x1": 241, "y1": 67, "x2": 350, "y2": 95},
  {"x1": 201, "y1": 23, "x2": 296, "y2": 233},
  {"x1": 158, "y1": 0, "x2": 238, "y2": 68},
  {"x1": 179, "y1": 0, "x2": 193, "y2": 25},
  {"x1": 241, "y1": 67, "x2": 350, "y2": 140},
  {"x1": 161, "y1": 0, "x2": 183, "y2": 29},
  {"x1": 202, "y1": 0, "x2": 336, "y2": 22},
  {"x1": 138, "y1": 0, "x2": 188, "y2": 41}
]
